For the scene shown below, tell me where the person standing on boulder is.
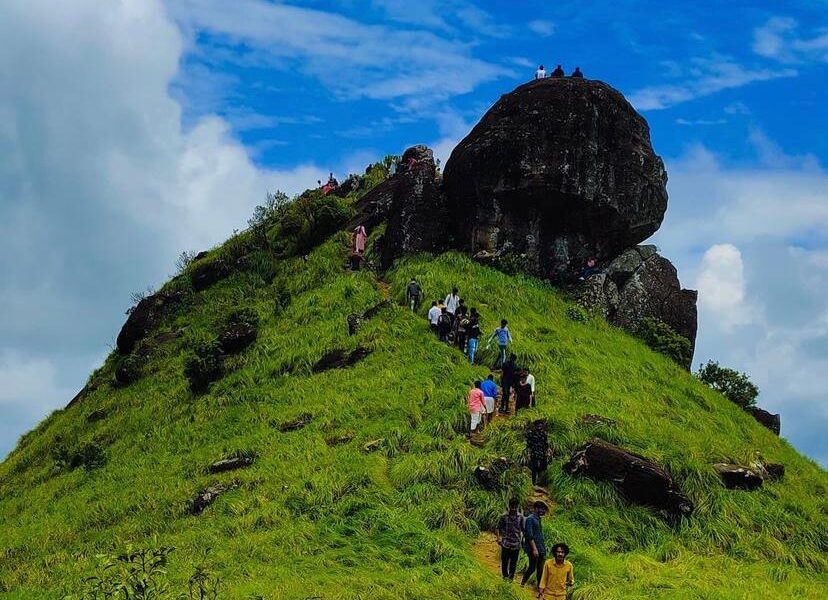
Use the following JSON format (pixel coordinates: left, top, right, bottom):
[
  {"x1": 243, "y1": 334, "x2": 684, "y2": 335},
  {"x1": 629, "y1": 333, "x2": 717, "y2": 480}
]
[
  {"x1": 551, "y1": 64, "x2": 565, "y2": 78},
  {"x1": 538, "y1": 543, "x2": 574, "y2": 599},
  {"x1": 444, "y1": 287, "x2": 460, "y2": 315},
  {"x1": 496, "y1": 498, "x2": 524, "y2": 581},
  {"x1": 535, "y1": 64, "x2": 546, "y2": 79},
  {"x1": 467, "y1": 381, "x2": 486, "y2": 439},
  {"x1": 521, "y1": 501, "x2": 548, "y2": 588},
  {"x1": 427, "y1": 301, "x2": 441, "y2": 335},
  {"x1": 570, "y1": 67, "x2": 584, "y2": 78},
  {"x1": 406, "y1": 278, "x2": 423, "y2": 312},
  {"x1": 467, "y1": 310, "x2": 481, "y2": 364},
  {"x1": 487, "y1": 319, "x2": 513, "y2": 368}
]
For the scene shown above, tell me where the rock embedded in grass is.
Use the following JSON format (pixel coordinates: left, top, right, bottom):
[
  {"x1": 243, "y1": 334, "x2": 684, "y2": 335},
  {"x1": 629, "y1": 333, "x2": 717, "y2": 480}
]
[
  {"x1": 749, "y1": 407, "x2": 781, "y2": 435},
  {"x1": 312, "y1": 347, "x2": 371, "y2": 373},
  {"x1": 276, "y1": 413, "x2": 313, "y2": 433},
  {"x1": 564, "y1": 438, "x2": 693, "y2": 517},
  {"x1": 207, "y1": 456, "x2": 255, "y2": 474},
  {"x1": 190, "y1": 258, "x2": 231, "y2": 292},
  {"x1": 217, "y1": 321, "x2": 257, "y2": 355},
  {"x1": 714, "y1": 463, "x2": 764, "y2": 490},
  {"x1": 191, "y1": 483, "x2": 233, "y2": 515}
]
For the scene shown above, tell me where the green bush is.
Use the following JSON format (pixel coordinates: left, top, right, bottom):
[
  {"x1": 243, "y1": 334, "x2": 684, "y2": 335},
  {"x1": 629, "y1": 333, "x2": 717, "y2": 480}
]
[
  {"x1": 183, "y1": 336, "x2": 223, "y2": 394},
  {"x1": 566, "y1": 306, "x2": 587, "y2": 322},
  {"x1": 268, "y1": 192, "x2": 353, "y2": 257},
  {"x1": 636, "y1": 317, "x2": 692, "y2": 367},
  {"x1": 52, "y1": 442, "x2": 107, "y2": 472},
  {"x1": 696, "y1": 360, "x2": 759, "y2": 409}
]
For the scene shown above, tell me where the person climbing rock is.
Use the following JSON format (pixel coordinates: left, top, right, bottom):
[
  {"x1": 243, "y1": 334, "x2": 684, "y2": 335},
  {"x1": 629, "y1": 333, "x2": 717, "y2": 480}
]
[
  {"x1": 580, "y1": 256, "x2": 599, "y2": 279},
  {"x1": 467, "y1": 310, "x2": 481, "y2": 364},
  {"x1": 353, "y1": 224, "x2": 367, "y2": 255},
  {"x1": 551, "y1": 64, "x2": 565, "y2": 78},
  {"x1": 437, "y1": 307, "x2": 453, "y2": 342},
  {"x1": 521, "y1": 501, "x2": 548, "y2": 588},
  {"x1": 467, "y1": 381, "x2": 486, "y2": 439},
  {"x1": 515, "y1": 371, "x2": 533, "y2": 412},
  {"x1": 427, "y1": 301, "x2": 441, "y2": 335},
  {"x1": 538, "y1": 543, "x2": 574, "y2": 600},
  {"x1": 535, "y1": 64, "x2": 546, "y2": 80},
  {"x1": 500, "y1": 353, "x2": 517, "y2": 414},
  {"x1": 487, "y1": 319, "x2": 513, "y2": 368},
  {"x1": 526, "y1": 419, "x2": 549, "y2": 485},
  {"x1": 480, "y1": 374, "x2": 499, "y2": 427},
  {"x1": 496, "y1": 498, "x2": 524, "y2": 581},
  {"x1": 444, "y1": 287, "x2": 460, "y2": 315},
  {"x1": 570, "y1": 66, "x2": 584, "y2": 78},
  {"x1": 406, "y1": 278, "x2": 423, "y2": 312}
]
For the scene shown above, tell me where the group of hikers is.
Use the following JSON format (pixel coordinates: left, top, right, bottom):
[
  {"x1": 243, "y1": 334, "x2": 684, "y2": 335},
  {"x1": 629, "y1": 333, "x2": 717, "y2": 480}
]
[
  {"x1": 497, "y1": 499, "x2": 574, "y2": 597},
  {"x1": 535, "y1": 64, "x2": 583, "y2": 80}
]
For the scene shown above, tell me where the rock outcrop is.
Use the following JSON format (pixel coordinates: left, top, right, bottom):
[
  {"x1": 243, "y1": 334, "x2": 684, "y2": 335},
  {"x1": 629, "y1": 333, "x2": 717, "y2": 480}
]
[
  {"x1": 443, "y1": 78, "x2": 668, "y2": 281},
  {"x1": 749, "y1": 407, "x2": 781, "y2": 435},
  {"x1": 574, "y1": 246, "x2": 698, "y2": 358},
  {"x1": 116, "y1": 290, "x2": 186, "y2": 354}
]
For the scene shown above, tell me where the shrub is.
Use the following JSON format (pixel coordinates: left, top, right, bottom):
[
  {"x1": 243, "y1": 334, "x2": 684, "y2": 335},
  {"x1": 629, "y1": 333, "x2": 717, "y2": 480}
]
[
  {"x1": 248, "y1": 190, "x2": 291, "y2": 231},
  {"x1": 52, "y1": 442, "x2": 107, "y2": 472},
  {"x1": 175, "y1": 251, "x2": 197, "y2": 275},
  {"x1": 268, "y1": 192, "x2": 353, "y2": 257},
  {"x1": 566, "y1": 306, "x2": 587, "y2": 323},
  {"x1": 696, "y1": 360, "x2": 759, "y2": 409},
  {"x1": 224, "y1": 307, "x2": 259, "y2": 328},
  {"x1": 636, "y1": 317, "x2": 692, "y2": 367},
  {"x1": 183, "y1": 336, "x2": 223, "y2": 394}
]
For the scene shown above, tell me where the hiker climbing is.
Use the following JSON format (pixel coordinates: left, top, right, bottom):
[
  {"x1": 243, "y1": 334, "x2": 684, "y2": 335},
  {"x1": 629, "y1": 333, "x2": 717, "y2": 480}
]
[
  {"x1": 515, "y1": 370, "x2": 533, "y2": 412},
  {"x1": 348, "y1": 251, "x2": 363, "y2": 271},
  {"x1": 538, "y1": 543, "x2": 574, "y2": 599},
  {"x1": 521, "y1": 500, "x2": 548, "y2": 588},
  {"x1": 437, "y1": 307, "x2": 453, "y2": 342},
  {"x1": 487, "y1": 319, "x2": 513, "y2": 368},
  {"x1": 570, "y1": 66, "x2": 584, "y2": 78},
  {"x1": 467, "y1": 309, "x2": 481, "y2": 364},
  {"x1": 467, "y1": 381, "x2": 486, "y2": 439},
  {"x1": 526, "y1": 419, "x2": 549, "y2": 485},
  {"x1": 455, "y1": 308, "x2": 469, "y2": 352},
  {"x1": 427, "y1": 301, "x2": 441, "y2": 334},
  {"x1": 522, "y1": 368, "x2": 536, "y2": 407},
  {"x1": 496, "y1": 498, "x2": 524, "y2": 581},
  {"x1": 406, "y1": 278, "x2": 423, "y2": 312},
  {"x1": 353, "y1": 224, "x2": 367, "y2": 255},
  {"x1": 580, "y1": 256, "x2": 599, "y2": 279},
  {"x1": 551, "y1": 64, "x2": 564, "y2": 78},
  {"x1": 322, "y1": 172, "x2": 338, "y2": 194},
  {"x1": 480, "y1": 374, "x2": 499, "y2": 427},
  {"x1": 444, "y1": 287, "x2": 461, "y2": 315},
  {"x1": 535, "y1": 64, "x2": 546, "y2": 80}
]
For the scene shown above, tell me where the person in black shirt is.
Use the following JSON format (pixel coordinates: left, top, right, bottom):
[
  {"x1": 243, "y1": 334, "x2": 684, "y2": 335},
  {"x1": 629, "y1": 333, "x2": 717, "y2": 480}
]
[
  {"x1": 551, "y1": 64, "x2": 565, "y2": 78},
  {"x1": 467, "y1": 309, "x2": 481, "y2": 363},
  {"x1": 500, "y1": 354, "x2": 517, "y2": 414}
]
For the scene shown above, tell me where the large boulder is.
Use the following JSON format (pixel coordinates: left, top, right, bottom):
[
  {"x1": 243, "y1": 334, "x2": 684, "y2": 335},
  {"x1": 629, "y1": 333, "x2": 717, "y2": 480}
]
[
  {"x1": 380, "y1": 146, "x2": 448, "y2": 269},
  {"x1": 443, "y1": 78, "x2": 668, "y2": 280},
  {"x1": 749, "y1": 407, "x2": 781, "y2": 435},
  {"x1": 116, "y1": 289, "x2": 185, "y2": 354}
]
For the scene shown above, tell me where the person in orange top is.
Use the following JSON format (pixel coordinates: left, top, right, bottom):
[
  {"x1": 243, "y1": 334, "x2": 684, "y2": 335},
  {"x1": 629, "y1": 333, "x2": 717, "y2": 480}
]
[{"x1": 537, "y1": 543, "x2": 574, "y2": 600}]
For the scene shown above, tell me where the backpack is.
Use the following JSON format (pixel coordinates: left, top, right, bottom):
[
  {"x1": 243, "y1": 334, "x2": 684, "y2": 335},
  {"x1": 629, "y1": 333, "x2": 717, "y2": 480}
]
[{"x1": 438, "y1": 313, "x2": 452, "y2": 328}]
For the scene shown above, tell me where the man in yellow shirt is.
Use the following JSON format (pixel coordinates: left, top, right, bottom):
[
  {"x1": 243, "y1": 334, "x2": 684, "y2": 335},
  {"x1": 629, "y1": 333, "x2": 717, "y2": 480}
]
[{"x1": 537, "y1": 543, "x2": 574, "y2": 600}]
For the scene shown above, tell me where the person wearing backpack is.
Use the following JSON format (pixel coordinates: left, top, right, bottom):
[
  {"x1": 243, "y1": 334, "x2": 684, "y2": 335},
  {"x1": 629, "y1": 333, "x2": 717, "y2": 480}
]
[
  {"x1": 437, "y1": 307, "x2": 453, "y2": 343},
  {"x1": 496, "y1": 498, "x2": 524, "y2": 581},
  {"x1": 455, "y1": 310, "x2": 469, "y2": 352},
  {"x1": 406, "y1": 278, "x2": 423, "y2": 312}
]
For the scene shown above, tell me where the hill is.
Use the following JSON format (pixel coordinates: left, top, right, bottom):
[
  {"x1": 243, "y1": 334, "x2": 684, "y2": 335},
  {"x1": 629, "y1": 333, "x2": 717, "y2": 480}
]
[{"x1": 0, "y1": 224, "x2": 826, "y2": 598}]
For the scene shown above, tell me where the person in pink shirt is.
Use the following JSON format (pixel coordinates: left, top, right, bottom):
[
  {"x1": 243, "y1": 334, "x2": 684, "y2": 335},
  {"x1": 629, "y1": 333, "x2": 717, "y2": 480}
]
[
  {"x1": 468, "y1": 381, "x2": 486, "y2": 438},
  {"x1": 353, "y1": 224, "x2": 367, "y2": 254}
]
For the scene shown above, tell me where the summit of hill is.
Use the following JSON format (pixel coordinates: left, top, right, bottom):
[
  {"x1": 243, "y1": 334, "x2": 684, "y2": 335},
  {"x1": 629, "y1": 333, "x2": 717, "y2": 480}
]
[{"x1": 0, "y1": 78, "x2": 825, "y2": 600}]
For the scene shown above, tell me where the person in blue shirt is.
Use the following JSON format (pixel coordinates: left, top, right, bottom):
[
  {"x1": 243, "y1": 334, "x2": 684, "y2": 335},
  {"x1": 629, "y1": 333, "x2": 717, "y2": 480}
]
[
  {"x1": 487, "y1": 319, "x2": 513, "y2": 368},
  {"x1": 480, "y1": 374, "x2": 499, "y2": 427},
  {"x1": 521, "y1": 500, "x2": 548, "y2": 588}
]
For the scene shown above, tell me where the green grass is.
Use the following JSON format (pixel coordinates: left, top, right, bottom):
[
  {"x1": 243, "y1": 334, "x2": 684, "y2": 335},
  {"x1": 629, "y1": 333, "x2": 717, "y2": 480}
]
[{"x1": 0, "y1": 234, "x2": 826, "y2": 599}]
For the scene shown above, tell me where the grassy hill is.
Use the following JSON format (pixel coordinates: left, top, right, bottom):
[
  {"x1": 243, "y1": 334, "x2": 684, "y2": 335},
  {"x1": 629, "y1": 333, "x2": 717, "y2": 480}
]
[{"x1": 1, "y1": 187, "x2": 826, "y2": 599}]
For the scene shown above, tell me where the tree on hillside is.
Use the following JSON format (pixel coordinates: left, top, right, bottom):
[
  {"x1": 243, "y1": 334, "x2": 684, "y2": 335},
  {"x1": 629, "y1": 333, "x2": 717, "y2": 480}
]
[{"x1": 696, "y1": 360, "x2": 759, "y2": 409}]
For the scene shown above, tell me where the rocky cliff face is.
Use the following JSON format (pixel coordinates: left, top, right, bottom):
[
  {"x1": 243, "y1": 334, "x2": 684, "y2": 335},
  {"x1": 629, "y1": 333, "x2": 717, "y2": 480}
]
[{"x1": 442, "y1": 78, "x2": 668, "y2": 281}]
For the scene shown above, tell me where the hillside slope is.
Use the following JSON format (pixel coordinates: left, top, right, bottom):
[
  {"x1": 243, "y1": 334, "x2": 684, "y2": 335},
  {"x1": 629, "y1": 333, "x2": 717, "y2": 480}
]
[{"x1": 1, "y1": 230, "x2": 826, "y2": 599}]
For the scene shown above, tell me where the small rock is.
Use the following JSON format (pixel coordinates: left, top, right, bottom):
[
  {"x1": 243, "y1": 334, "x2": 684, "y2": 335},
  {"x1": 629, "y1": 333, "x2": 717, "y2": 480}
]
[
  {"x1": 474, "y1": 457, "x2": 513, "y2": 491},
  {"x1": 346, "y1": 313, "x2": 363, "y2": 336},
  {"x1": 190, "y1": 259, "x2": 231, "y2": 292},
  {"x1": 579, "y1": 414, "x2": 617, "y2": 428},
  {"x1": 208, "y1": 456, "x2": 255, "y2": 474},
  {"x1": 277, "y1": 413, "x2": 313, "y2": 433},
  {"x1": 218, "y1": 321, "x2": 257, "y2": 355},
  {"x1": 764, "y1": 463, "x2": 785, "y2": 481},
  {"x1": 86, "y1": 409, "x2": 108, "y2": 423},
  {"x1": 714, "y1": 463, "x2": 763, "y2": 490},
  {"x1": 191, "y1": 483, "x2": 228, "y2": 515},
  {"x1": 325, "y1": 433, "x2": 354, "y2": 447},
  {"x1": 363, "y1": 438, "x2": 384, "y2": 453},
  {"x1": 312, "y1": 347, "x2": 371, "y2": 373}
]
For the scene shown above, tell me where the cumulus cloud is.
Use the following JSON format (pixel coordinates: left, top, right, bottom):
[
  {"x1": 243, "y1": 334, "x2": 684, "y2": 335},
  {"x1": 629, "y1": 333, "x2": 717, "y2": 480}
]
[
  {"x1": 528, "y1": 20, "x2": 555, "y2": 37},
  {"x1": 654, "y1": 138, "x2": 828, "y2": 464},
  {"x1": 0, "y1": 0, "x2": 326, "y2": 457},
  {"x1": 753, "y1": 16, "x2": 828, "y2": 63}
]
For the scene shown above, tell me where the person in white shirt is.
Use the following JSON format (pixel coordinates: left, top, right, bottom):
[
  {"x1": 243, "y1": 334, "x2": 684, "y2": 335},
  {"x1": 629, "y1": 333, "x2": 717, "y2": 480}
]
[
  {"x1": 535, "y1": 64, "x2": 546, "y2": 80},
  {"x1": 522, "y1": 369, "x2": 536, "y2": 406},
  {"x1": 427, "y1": 301, "x2": 441, "y2": 335},
  {"x1": 444, "y1": 287, "x2": 460, "y2": 315}
]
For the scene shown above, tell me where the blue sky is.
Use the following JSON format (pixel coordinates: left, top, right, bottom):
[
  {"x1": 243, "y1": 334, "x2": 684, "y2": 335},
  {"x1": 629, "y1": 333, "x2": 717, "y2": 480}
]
[{"x1": 1, "y1": 0, "x2": 827, "y2": 466}]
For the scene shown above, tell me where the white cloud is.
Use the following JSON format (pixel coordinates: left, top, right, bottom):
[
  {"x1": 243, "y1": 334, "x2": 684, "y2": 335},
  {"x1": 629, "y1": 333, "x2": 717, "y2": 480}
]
[
  {"x1": 753, "y1": 16, "x2": 828, "y2": 63},
  {"x1": 629, "y1": 58, "x2": 796, "y2": 110},
  {"x1": 169, "y1": 0, "x2": 512, "y2": 107},
  {"x1": 0, "y1": 0, "x2": 327, "y2": 457},
  {"x1": 696, "y1": 244, "x2": 755, "y2": 330},
  {"x1": 528, "y1": 20, "x2": 555, "y2": 37},
  {"x1": 675, "y1": 117, "x2": 727, "y2": 126}
]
